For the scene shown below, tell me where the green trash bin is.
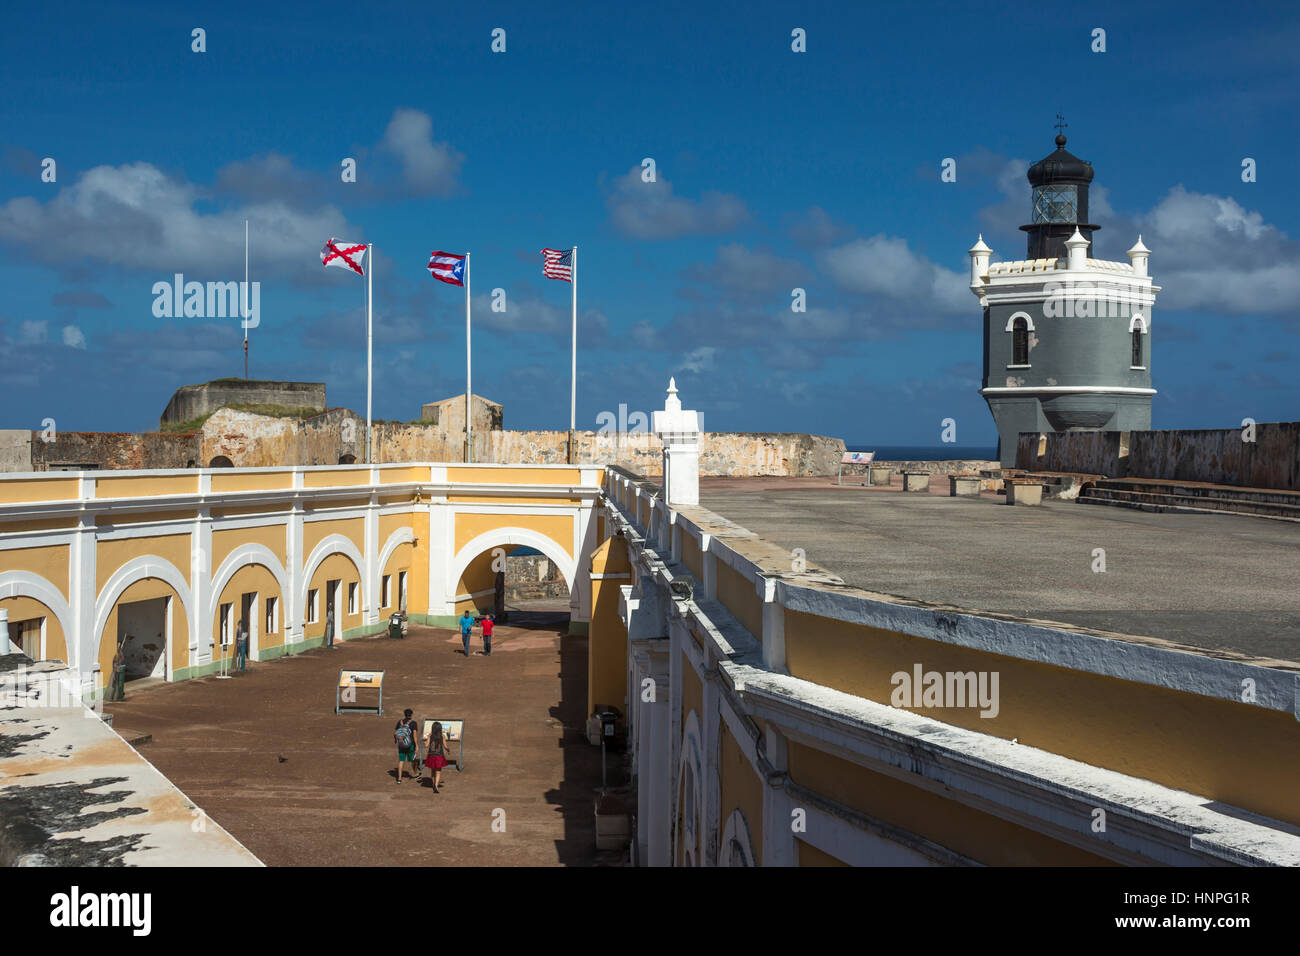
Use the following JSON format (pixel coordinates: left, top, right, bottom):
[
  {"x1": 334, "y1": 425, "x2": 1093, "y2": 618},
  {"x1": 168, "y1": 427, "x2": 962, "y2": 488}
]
[{"x1": 388, "y1": 613, "x2": 403, "y2": 639}]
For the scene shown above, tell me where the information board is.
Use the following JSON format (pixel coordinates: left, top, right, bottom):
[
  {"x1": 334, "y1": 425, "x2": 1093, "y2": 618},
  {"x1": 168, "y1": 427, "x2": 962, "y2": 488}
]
[{"x1": 335, "y1": 669, "x2": 386, "y2": 715}]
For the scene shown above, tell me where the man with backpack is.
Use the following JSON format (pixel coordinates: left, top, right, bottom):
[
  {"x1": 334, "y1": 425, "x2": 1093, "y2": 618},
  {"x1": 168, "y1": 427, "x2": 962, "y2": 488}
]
[{"x1": 394, "y1": 708, "x2": 419, "y2": 783}]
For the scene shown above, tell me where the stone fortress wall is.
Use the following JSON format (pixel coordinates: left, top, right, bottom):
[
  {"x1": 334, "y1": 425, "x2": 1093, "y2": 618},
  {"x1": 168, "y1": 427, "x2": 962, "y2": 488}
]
[{"x1": 1016, "y1": 421, "x2": 1300, "y2": 490}]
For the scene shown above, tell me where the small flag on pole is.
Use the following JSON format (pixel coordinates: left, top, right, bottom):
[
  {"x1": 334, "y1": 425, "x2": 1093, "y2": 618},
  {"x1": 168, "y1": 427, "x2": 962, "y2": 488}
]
[
  {"x1": 321, "y1": 238, "x2": 368, "y2": 276},
  {"x1": 541, "y1": 248, "x2": 573, "y2": 282},
  {"x1": 427, "y1": 251, "x2": 467, "y2": 286}
]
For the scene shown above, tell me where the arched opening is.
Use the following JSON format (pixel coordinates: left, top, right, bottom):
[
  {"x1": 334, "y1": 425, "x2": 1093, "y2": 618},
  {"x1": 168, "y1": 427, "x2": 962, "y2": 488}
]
[
  {"x1": 1131, "y1": 329, "x2": 1143, "y2": 368},
  {"x1": 451, "y1": 533, "x2": 575, "y2": 629},
  {"x1": 209, "y1": 455, "x2": 234, "y2": 468},
  {"x1": 1011, "y1": 317, "x2": 1029, "y2": 366},
  {"x1": 338, "y1": 453, "x2": 357, "y2": 465},
  {"x1": 100, "y1": 576, "x2": 190, "y2": 687},
  {"x1": 211, "y1": 559, "x2": 287, "y2": 665}
]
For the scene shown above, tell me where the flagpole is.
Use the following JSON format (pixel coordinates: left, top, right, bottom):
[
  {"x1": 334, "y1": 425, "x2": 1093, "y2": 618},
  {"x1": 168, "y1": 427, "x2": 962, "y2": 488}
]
[
  {"x1": 366, "y1": 243, "x2": 373, "y2": 465},
  {"x1": 569, "y1": 245, "x2": 577, "y2": 464},
  {"x1": 243, "y1": 219, "x2": 249, "y2": 378},
  {"x1": 465, "y1": 252, "x2": 472, "y2": 464}
]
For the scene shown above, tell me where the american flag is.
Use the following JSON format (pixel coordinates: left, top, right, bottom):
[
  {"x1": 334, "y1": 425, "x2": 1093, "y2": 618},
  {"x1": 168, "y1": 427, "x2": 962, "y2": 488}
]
[
  {"x1": 427, "y1": 251, "x2": 466, "y2": 286},
  {"x1": 541, "y1": 247, "x2": 573, "y2": 282}
]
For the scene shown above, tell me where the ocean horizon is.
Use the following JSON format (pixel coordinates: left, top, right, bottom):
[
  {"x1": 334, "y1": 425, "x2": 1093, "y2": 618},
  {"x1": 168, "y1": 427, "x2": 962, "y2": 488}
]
[{"x1": 846, "y1": 444, "x2": 998, "y2": 461}]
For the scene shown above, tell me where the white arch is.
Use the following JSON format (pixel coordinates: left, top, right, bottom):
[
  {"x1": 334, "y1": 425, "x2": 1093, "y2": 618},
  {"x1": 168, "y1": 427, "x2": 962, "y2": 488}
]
[
  {"x1": 1128, "y1": 312, "x2": 1148, "y2": 333},
  {"x1": 447, "y1": 527, "x2": 577, "y2": 599},
  {"x1": 719, "y1": 808, "x2": 756, "y2": 867},
  {"x1": 208, "y1": 544, "x2": 289, "y2": 626},
  {"x1": 0, "y1": 570, "x2": 75, "y2": 663},
  {"x1": 1005, "y1": 310, "x2": 1036, "y2": 332},
  {"x1": 93, "y1": 554, "x2": 194, "y2": 677},
  {"x1": 299, "y1": 533, "x2": 368, "y2": 616},
  {"x1": 679, "y1": 709, "x2": 703, "y2": 867},
  {"x1": 376, "y1": 526, "x2": 415, "y2": 581}
]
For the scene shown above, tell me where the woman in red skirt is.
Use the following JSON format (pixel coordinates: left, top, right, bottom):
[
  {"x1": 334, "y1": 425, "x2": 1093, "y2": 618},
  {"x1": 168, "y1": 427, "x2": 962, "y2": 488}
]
[{"x1": 423, "y1": 721, "x2": 454, "y2": 792}]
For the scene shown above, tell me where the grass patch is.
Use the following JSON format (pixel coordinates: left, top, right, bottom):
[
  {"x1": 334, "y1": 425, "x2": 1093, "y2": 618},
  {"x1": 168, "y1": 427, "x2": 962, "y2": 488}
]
[{"x1": 159, "y1": 403, "x2": 319, "y2": 433}]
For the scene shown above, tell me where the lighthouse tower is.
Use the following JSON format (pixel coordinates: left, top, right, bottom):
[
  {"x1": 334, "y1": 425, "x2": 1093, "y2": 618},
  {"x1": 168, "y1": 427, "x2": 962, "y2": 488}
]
[{"x1": 969, "y1": 127, "x2": 1161, "y2": 466}]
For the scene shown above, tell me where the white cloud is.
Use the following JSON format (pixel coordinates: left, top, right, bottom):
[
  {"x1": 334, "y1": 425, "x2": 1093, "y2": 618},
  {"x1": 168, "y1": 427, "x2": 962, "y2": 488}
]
[
  {"x1": 684, "y1": 243, "x2": 809, "y2": 293},
  {"x1": 17, "y1": 320, "x2": 48, "y2": 345},
  {"x1": 61, "y1": 325, "x2": 86, "y2": 349},
  {"x1": 379, "y1": 108, "x2": 463, "y2": 197},
  {"x1": 605, "y1": 167, "x2": 749, "y2": 240},
  {"x1": 681, "y1": 346, "x2": 717, "y2": 373},
  {"x1": 820, "y1": 235, "x2": 969, "y2": 314},
  {"x1": 1136, "y1": 186, "x2": 1300, "y2": 314},
  {"x1": 0, "y1": 161, "x2": 357, "y2": 282}
]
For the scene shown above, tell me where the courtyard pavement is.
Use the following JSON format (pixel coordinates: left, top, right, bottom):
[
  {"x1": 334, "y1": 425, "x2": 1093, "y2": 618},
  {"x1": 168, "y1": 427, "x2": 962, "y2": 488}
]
[{"x1": 104, "y1": 609, "x2": 622, "y2": 866}]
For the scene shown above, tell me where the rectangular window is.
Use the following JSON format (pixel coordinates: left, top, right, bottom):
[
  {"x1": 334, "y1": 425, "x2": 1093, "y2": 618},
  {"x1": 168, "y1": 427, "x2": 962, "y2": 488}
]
[
  {"x1": 348, "y1": 581, "x2": 358, "y2": 615},
  {"x1": 307, "y1": 589, "x2": 319, "y2": 624},
  {"x1": 398, "y1": 571, "x2": 407, "y2": 611},
  {"x1": 219, "y1": 602, "x2": 233, "y2": 647},
  {"x1": 381, "y1": 574, "x2": 391, "y2": 609},
  {"x1": 1132, "y1": 330, "x2": 1144, "y2": 368},
  {"x1": 265, "y1": 597, "x2": 278, "y2": 635}
]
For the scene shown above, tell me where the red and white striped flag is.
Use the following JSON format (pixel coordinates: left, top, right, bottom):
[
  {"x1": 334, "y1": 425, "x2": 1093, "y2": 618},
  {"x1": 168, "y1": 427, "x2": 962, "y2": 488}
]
[
  {"x1": 541, "y1": 247, "x2": 573, "y2": 282},
  {"x1": 321, "y1": 238, "x2": 367, "y2": 276},
  {"x1": 427, "y1": 251, "x2": 467, "y2": 286}
]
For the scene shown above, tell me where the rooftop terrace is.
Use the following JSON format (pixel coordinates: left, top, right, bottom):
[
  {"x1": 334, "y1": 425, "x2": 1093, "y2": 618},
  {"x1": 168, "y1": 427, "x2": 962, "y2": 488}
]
[{"x1": 699, "y1": 477, "x2": 1300, "y2": 666}]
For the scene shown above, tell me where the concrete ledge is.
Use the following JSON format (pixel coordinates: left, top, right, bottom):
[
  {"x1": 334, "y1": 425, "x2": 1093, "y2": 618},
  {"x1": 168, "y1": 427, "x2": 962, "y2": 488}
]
[
  {"x1": 0, "y1": 706, "x2": 261, "y2": 866},
  {"x1": 949, "y1": 475, "x2": 982, "y2": 497},
  {"x1": 1005, "y1": 480, "x2": 1043, "y2": 505},
  {"x1": 868, "y1": 466, "x2": 892, "y2": 486},
  {"x1": 903, "y1": 472, "x2": 931, "y2": 492}
]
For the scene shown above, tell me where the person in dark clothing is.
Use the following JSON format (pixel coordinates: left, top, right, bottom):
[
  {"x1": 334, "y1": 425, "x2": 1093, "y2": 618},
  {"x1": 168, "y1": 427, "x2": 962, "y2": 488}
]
[{"x1": 394, "y1": 708, "x2": 419, "y2": 783}]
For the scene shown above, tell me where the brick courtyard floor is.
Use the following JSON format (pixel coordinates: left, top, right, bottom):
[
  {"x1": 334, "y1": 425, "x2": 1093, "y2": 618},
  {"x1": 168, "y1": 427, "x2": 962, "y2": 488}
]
[{"x1": 104, "y1": 610, "x2": 625, "y2": 866}]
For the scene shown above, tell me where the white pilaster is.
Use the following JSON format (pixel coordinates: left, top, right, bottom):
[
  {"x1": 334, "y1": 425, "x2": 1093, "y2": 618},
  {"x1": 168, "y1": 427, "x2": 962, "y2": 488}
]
[{"x1": 652, "y1": 378, "x2": 700, "y2": 508}]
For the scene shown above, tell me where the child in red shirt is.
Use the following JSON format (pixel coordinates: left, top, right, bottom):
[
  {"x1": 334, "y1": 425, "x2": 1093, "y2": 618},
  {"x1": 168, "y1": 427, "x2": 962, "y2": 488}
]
[{"x1": 481, "y1": 614, "x2": 494, "y2": 656}]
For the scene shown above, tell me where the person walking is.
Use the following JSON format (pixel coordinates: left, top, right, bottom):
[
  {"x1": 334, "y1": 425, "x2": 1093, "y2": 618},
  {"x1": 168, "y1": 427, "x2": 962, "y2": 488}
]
[
  {"x1": 394, "y1": 708, "x2": 419, "y2": 784},
  {"x1": 234, "y1": 618, "x2": 249, "y2": 672},
  {"x1": 458, "y1": 610, "x2": 475, "y2": 656},
  {"x1": 424, "y1": 721, "x2": 454, "y2": 792},
  {"x1": 481, "y1": 613, "x2": 494, "y2": 656},
  {"x1": 324, "y1": 606, "x2": 336, "y2": 649}
]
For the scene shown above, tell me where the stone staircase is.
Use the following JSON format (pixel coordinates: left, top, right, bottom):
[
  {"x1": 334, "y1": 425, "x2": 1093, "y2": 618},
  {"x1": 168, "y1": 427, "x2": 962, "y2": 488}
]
[{"x1": 1078, "y1": 478, "x2": 1300, "y2": 521}]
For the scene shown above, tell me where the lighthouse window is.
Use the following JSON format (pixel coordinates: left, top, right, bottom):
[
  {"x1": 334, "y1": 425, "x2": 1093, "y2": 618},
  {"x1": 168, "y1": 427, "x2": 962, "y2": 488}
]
[
  {"x1": 1012, "y1": 318, "x2": 1030, "y2": 366},
  {"x1": 1131, "y1": 329, "x2": 1144, "y2": 368},
  {"x1": 1032, "y1": 185, "x2": 1078, "y2": 224}
]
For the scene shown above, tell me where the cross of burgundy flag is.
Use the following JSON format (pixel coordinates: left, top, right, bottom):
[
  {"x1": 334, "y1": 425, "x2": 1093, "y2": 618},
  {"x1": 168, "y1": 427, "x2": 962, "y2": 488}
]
[
  {"x1": 541, "y1": 248, "x2": 573, "y2": 282},
  {"x1": 320, "y1": 238, "x2": 367, "y2": 276},
  {"x1": 428, "y1": 251, "x2": 467, "y2": 286}
]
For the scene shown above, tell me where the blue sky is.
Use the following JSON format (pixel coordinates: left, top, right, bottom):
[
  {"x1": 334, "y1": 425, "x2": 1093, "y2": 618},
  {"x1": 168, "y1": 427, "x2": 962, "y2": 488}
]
[{"x1": 2, "y1": 0, "x2": 1297, "y2": 445}]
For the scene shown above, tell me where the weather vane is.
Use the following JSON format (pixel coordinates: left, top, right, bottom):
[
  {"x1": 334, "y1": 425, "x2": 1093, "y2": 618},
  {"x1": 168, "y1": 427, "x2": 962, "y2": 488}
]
[{"x1": 1055, "y1": 113, "x2": 1068, "y2": 134}]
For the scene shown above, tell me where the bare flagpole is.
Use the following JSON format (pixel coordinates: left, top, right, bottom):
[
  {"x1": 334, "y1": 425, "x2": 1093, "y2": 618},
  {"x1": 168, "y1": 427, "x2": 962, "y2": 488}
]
[
  {"x1": 568, "y1": 245, "x2": 577, "y2": 464},
  {"x1": 465, "y1": 252, "x2": 472, "y2": 463},
  {"x1": 366, "y1": 243, "x2": 374, "y2": 465},
  {"x1": 243, "y1": 219, "x2": 249, "y2": 378}
]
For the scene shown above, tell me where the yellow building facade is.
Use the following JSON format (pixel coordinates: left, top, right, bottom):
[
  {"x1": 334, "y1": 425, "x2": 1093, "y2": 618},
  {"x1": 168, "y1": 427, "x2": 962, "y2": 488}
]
[
  {"x1": 592, "y1": 468, "x2": 1300, "y2": 867},
  {"x1": 0, "y1": 463, "x2": 601, "y2": 693}
]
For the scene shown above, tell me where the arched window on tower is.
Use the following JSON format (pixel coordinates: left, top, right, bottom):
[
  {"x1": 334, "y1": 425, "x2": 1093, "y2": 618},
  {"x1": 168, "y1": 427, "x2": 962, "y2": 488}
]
[
  {"x1": 1012, "y1": 317, "x2": 1029, "y2": 367},
  {"x1": 1129, "y1": 313, "x2": 1147, "y2": 369}
]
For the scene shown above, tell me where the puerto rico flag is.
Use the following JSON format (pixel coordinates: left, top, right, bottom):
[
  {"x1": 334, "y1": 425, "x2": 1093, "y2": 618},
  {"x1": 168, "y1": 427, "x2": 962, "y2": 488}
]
[{"x1": 427, "y1": 251, "x2": 466, "y2": 286}]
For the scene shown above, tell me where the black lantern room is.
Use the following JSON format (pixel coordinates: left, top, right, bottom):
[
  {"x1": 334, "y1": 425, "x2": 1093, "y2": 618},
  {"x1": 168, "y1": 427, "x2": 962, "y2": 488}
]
[{"x1": 1020, "y1": 126, "x2": 1099, "y2": 260}]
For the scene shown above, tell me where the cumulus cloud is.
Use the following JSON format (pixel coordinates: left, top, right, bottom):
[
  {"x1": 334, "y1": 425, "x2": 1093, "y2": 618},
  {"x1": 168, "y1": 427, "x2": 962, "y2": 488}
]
[
  {"x1": 0, "y1": 161, "x2": 357, "y2": 282},
  {"x1": 470, "y1": 290, "x2": 609, "y2": 343},
  {"x1": 61, "y1": 325, "x2": 86, "y2": 349},
  {"x1": 215, "y1": 151, "x2": 330, "y2": 206},
  {"x1": 18, "y1": 320, "x2": 48, "y2": 345},
  {"x1": 604, "y1": 167, "x2": 749, "y2": 240},
  {"x1": 1133, "y1": 186, "x2": 1300, "y2": 314},
  {"x1": 819, "y1": 235, "x2": 969, "y2": 314},
  {"x1": 379, "y1": 108, "x2": 464, "y2": 197}
]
